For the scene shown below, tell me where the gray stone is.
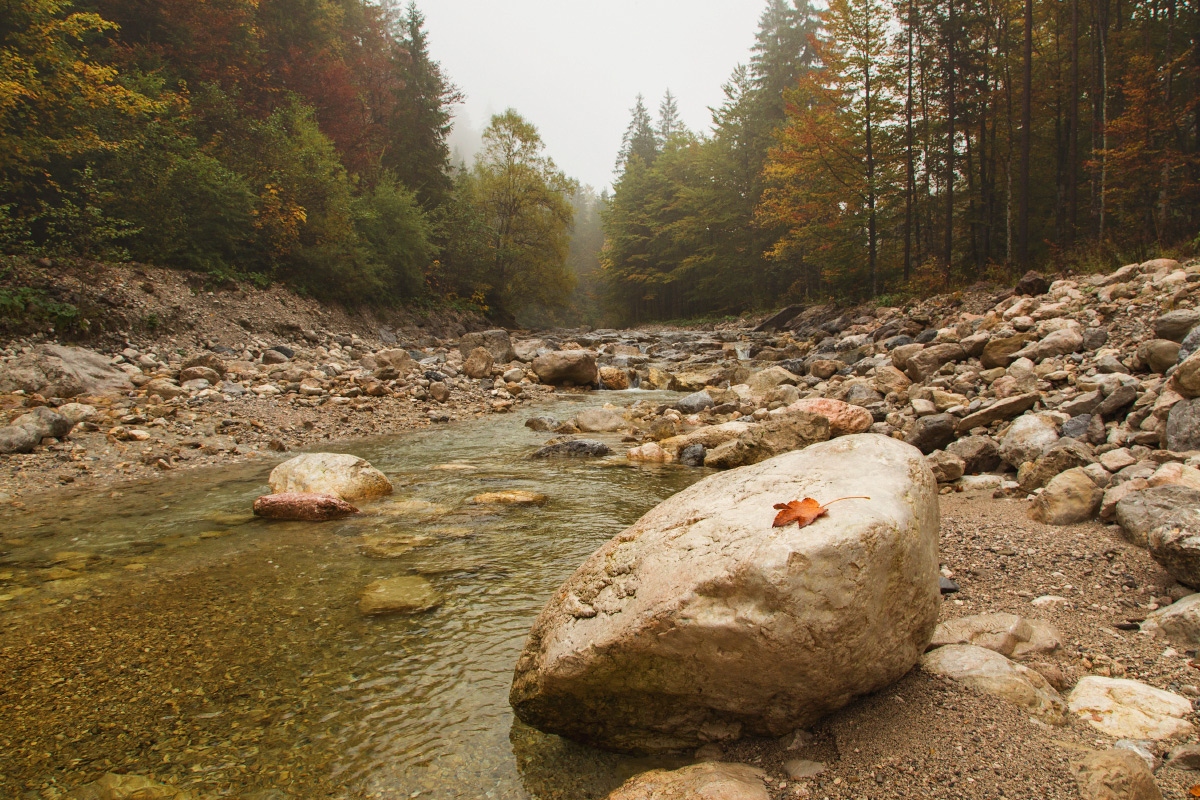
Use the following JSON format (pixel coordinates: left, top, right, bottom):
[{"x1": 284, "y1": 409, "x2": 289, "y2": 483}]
[
  {"x1": 1179, "y1": 326, "x2": 1200, "y2": 362},
  {"x1": 1062, "y1": 414, "x2": 1093, "y2": 440},
  {"x1": 703, "y1": 413, "x2": 830, "y2": 469},
  {"x1": 1167, "y1": 397, "x2": 1200, "y2": 450},
  {"x1": 905, "y1": 413, "x2": 956, "y2": 454},
  {"x1": 678, "y1": 443, "x2": 706, "y2": 467},
  {"x1": 532, "y1": 351, "x2": 599, "y2": 387},
  {"x1": 1115, "y1": 485, "x2": 1200, "y2": 547},
  {"x1": 531, "y1": 440, "x2": 611, "y2": 459},
  {"x1": 1094, "y1": 384, "x2": 1138, "y2": 418},
  {"x1": 0, "y1": 344, "x2": 132, "y2": 397},
  {"x1": 1138, "y1": 339, "x2": 1182, "y2": 374},
  {"x1": 1155, "y1": 309, "x2": 1200, "y2": 342},
  {"x1": 946, "y1": 435, "x2": 1001, "y2": 474},
  {"x1": 921, "y1": 644, "x2": 1067, "y2": 723},
  {"x1": 675, "y1": 390, "x2": 715, "y2": 414},
  {"x1": 604, "y1": 763, "x2": 770, "y2": 800},
  {"x1": 358, "y1": 576, "x2": 441, "y2": 616},
  {"x1": 955, "y1": 393, "x2": 1039, "y2": 432},
  {"x1": 1062, "y1": 390, "x2": 1104, "y2": 416},
  {"x1": 905, "y1": 343, "x2": 966, "y2": 381},
  {"x1": 460, "y1": 329, "x2": 516, "y2": 363},
  {"x1": 11, "y1": 406, "x2": 73, "y2": 439},
  {"x1": 0, "y1": 424, "x2": 41, "y2": 454}
]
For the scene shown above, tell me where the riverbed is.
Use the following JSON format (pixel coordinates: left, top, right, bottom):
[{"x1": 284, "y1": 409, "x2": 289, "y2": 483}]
[{"x1": 0, "y1": 391, "x2": 705, "y2": 799}]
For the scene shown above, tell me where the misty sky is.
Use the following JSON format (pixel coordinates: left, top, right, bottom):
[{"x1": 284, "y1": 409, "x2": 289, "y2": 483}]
[{"x1": 421, "y1": 1, "x2": 768, "y2": 191}]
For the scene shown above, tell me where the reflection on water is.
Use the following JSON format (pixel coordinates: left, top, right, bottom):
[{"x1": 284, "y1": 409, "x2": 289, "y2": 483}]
[{"x1": 0, "y1": 391, "x2": 707, "y2": 799}]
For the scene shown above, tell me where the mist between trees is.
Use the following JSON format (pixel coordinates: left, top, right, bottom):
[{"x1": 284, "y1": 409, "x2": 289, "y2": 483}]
[{"x1": 2, "y1": 0, "x2": 1196, "y2": 329}]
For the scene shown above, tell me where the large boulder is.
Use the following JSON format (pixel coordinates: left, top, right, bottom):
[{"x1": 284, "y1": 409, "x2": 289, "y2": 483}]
[
  {"x1": 946, "y1": 435, "x2": 1002, "y2": 474},
  {"x1": 1029, "y1": 467, "x2": 1103, "y2": 525},
  {"x1": 1166, "y1": 397, "x2": 1200, "y2": 450},
  {"x1": 1000, "y1": 414, "x2": 1059, "y2": 468},
  {"x1": 1068, "y1": 677, "x2": 1195, "y2": 740},
  {"x1": 1170, "y1": 351, "x2": 1200, "y2": 399},
  {"x1": 1073, "y1": 749, "x2": 1163, "y2": 800},
  {"x1": 0, "y1": 423, "x2": 42, "y2": 454},
  {"x1": 783, "y1": 397, "x2": 872, "y2": 437},
  {"x1": 510, "y1": 434, "x2": 940, "y2": 753},
  {"x1": 459, "y1": 329, "x2": 516, "y2": 363},
  {"x1": 252, "y1": 492, "x2": 359, "y2": 521},
  {"x1": 1148, "y1": 507, "x2": 1200, "y2": 588},
  {"x1": 702, "y1": 413, "x2": 830, "y2": 469},
  {"x1": 268, "y1": 453, "x2": 393, "y2": 502},
  {"x1": 1155, "y1": 309, "x2": 1200, "y2": 342},
  {"x1": 1115, "y1": 485, "x2": 1200, "y2": 547},
  {"x1": 532, "y1": 351, "x2": 599, "y2": 387},
  {"x1": 604, "y1": 763, "x2": 769, "y2": 800},
  {"x1": 1141, "y1": 594, "x2": 1200, "y2": 647},
  {"x1": 10, "y1": 406, "x2": 74, "y2": 440},
  {"x1": 905, "y1": 413, "x2": 956, "y2": 454},
  {"x1": 905, "y1": 343, "x2": 965, "y2": 382},
  {"x1": 0, "y1": 344, "x2": 132, "y2": 397},
  {"x1": 462, "y1": 347, "x2": 494, "y2": 379},
  {"x1": 1014, "y1": 328, "x2": 1084, "y2": 362}
]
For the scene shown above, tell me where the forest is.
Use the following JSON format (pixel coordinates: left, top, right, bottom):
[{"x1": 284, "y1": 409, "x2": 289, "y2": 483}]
[
  {"x1": 603, "y1": 0, "x2": 1200, "y2": 322},
  {"x1": 1, "y1": 0, "x2": 1198, "y2": 326}
]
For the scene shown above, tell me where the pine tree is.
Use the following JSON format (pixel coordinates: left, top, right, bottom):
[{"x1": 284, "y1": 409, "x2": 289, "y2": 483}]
[
  {"x1": 615, "y1": 94, "x2": 660, "y2": 173},
  {"x1": 749, "y1": 0, "x2": 821, "y2": 124},
  {"x1": 656, "y1": 89, "x2": 686, "y2": 144}
]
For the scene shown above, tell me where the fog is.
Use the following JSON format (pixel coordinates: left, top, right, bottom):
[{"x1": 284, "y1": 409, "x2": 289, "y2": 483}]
[{"x1": 421, "y1": 1, "x2": 767, "y2": 189}]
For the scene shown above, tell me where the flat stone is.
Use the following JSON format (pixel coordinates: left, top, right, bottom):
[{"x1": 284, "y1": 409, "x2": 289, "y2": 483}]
[
  {"x1": 955, "y1": 393, "x2": 1039, "y2": 432},
  {"x1": 471, "y1": 490, "x2": 547, "y2": 505},
  {"x1": 1067, "y1": 676, "x2": 1195, "y2": 740},
  {"x1": 920, "y1": 644, "x2": 1067, "y2": 724},
  {"x1": 358, "y1": 576, "x2": 441, "y2": 616},
  {"x1": 604, "y1": 763, "x2": 769, "y2": 800}
]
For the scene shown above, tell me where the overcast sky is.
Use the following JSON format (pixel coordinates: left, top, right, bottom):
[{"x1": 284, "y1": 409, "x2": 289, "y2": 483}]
[{"x1": 420, "y1": 1, "x2": 767, "y2": 191}]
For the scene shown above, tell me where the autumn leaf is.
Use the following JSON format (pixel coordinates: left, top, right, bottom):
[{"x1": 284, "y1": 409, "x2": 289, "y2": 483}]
[
  {"x1": 1189, "y1": 786, "x2": 1200, "y2": 798},
  {"x1": 772, "y1": 496, "x2": 870, "y2": 530}
]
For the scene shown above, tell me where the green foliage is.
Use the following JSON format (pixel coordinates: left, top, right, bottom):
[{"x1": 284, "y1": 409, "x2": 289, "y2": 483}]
[
  {"x1": 351, "y1": 175, "x2": 435, "y2": 299},
  {"x1": 0, "y1": 276, "x2": 83, "y2": 333}
]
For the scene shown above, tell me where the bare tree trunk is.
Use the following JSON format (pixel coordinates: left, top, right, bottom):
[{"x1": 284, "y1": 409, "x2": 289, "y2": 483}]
[
  {"x1": 905, "y1": 0, "x2": 916, "y2": 282},
  {"x1": 945, "y1": 0, "x2": 957, "y2": 271},
  {"x1": 1066, "y1": 0, "x2": 1080, "y2": 247},
  {"x1": 1018, "y1": 0, "x2": 1033, "y2": 268}
]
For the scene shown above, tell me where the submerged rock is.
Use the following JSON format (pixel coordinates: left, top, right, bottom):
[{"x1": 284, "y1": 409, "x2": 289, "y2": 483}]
[
  {"x1": 531, "y1": 440, "x2": 611, "y2": 458},
  {"x1": 509, "y1": 434, "x2": 939, "y2": 753},
  {"x1": 252, "y1": 492, "x2": 359, "y2": 521},
  {"x1": 268, "y1": 452, "x2": 393, "y2": 503},
  {"x1": 471, "y1": 490, "x2": 547, "y2": 505},
  {"x1": 358, "y1": 575, "x2": 441, "y2": 616}
]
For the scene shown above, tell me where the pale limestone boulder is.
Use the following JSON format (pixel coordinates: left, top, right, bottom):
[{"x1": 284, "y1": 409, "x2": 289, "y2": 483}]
[
  {"x1": 1068, "y1": 677, "x2": 1195, "y2": 740},
  {"x1": 920, "y1": 644, "x2": 1067, "y2": 723},
  {"x1": 1000, "y1": 413, "x2": 1060, "y2": 468},
  {"x1": 1141, "y1": 594, "x2": 1200, "y2": 647},
  {"x1": 783, "y1": 397, "x2": 872, "y2": 437},
  {"x1": 462, "y1": 347, "x2": 494, "y2": 379},
  {"x1": 746, "y1": 365, "x2": 800, "y2": 396},
  {"x1": 1029, "y1": 467, "x2": 1103, "y2": 525},
  {"x1": 605, "y1": 763, "x2": 769, "y2": 800},
  {"x1": 573, "y1": 408, "x2": 627, "y2": 433},
  {"x1": 510, "y1": 434, "x2": 940, "y2": 753},
  {"x1": 654, "y1": 421, "x2": 752, "y2": 460},
  {"x1": 532, "y1": 351, "x2": 598, "y2": 386},
  {"x1": 929, "y1": 613, "x2": 1060, "y2": 660},
  {"x1": 268, "y1": 452, "x2": 393, "y2": 502}
]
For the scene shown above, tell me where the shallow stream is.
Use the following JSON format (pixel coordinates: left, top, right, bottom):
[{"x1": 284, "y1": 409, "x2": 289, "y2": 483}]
[{"x1": 0, "y1": 391, "x2": 709, "y2": 799}]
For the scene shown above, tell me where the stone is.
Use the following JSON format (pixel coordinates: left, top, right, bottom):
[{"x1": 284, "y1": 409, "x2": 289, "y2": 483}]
[
  {"x1": 1015, "y1": 270, "x2": 1049, "y2": 296},
  {"x1": 11, "y1": 406, "x2": 73, "y2": 439},
  {"x1": 0, "y1": 424, "x2": 42, "y2": 454},
  {"x1": 532, "y1": 351, "x2": 599, "y2": 386},
  {"x1": 926, "y1": 450, "x2": 966, "y2": 483},
  {"x1": 905, "y1": 343, "x2": 966, "y2": 382},
  {"x1": 252, "y1": 492, "x2": 359, "y2": 521},
  {"x1": 428, "y1": 381, "x2": 450, "y2": 402},
  {"x1": 808, "y1": 359, "x2": 841, "y2": 380},
  {"x1": 873, "y1": 365, "x2": 911, "y2": 395},
  {"x1": 358, "y1": 535, "x2": 434, "y2": 559},
  {"x1": 1170, "y1": 351, "x2": 1200, "y2": 398},
  {"x1": 702, "y1": 413, "x2": 830, "y2": 469},
  {"x1": 260, "y1": 349, "x2": 289, "y2": 365},
  {"x1": 676, "y1": 390, "x2": 715, "y2": 414},
  {"x1": 471, "y1": 490, "x2": 547, "y2": 505},
  {"x1": 0, "y1": 344, "x2": 132, "y2": 397},
  {"x1": 462, "y1": 347, "x2": 494, "y2": 379},
  {"x1": 783, "y1": 759, "x2": 826, "y2": 780},
  {"x1": 1095, "y1": 384, "x2": 1138, "y2": 418},
  {"x1": 1073, "y1": 749, "x2": 1163, "y2": 800},
  {"x1": 142, "y1": 378, "x2": 187, "y2": 399},
  {"x1": 1019, "y1": 439, "x2": 1096, "y2": 491},
  {"x1": 268, "y1": 452, "x2": 394, "y2": 502},
  {"x1": 1116, "y1": 485, "x2": 1200, "y2": 547},
  {"x1": 946, "y1": 436, "x2": 1002, "y2": 474},
  {"x1": 1016, "y1": 328, "x2": 1084, "y2": 362},
  {"x1": 1063, "y1": 390, "x2": 1105, "y2": 416},
  {"x1": 604, "y1": 763, "x2": 769, "y2": 800},
  {"x1": 1068, "y1": 676, "x2": 1195, "y2": 740},
  {"x1": 981, "y1": 333, "x2": 1033, "y2": 369},
  {"x1": 510, "y1": 434, "x2": 939, "y2": 754},
  {"x1": 1101, "y1": 448, "x2": 1139, "y2": 472},
  {"x1": 920, "y1": 644, "x2": 1067, "y2": 724},
  {"x1": 64, "y1": 773, "x2": 195, "y2": 800},
  {"x1": 929, "y1": 613, "x2": 1060, "y2": 659},
  {"x1": 459, "y1": 329, "x2": 516, "y2": 363},
  {"x1": 906, "y1": 413, "x2": 957, "y2": 455},
  {"x1": 358, "y1": 576, "x2": 441, "y2": 616},
  {"x1": 599, "y1": 366, "x2": 630, "y2": 390},
  {"x1": 1167, "y1": 744, "x2": 1200, "y2": 770},
  {"x1": 1180, "y1": 326, "x2": 1200, "y2": 362},
  {"x1": 182, "y1": 352, "x2": 226, "y2": 376},
  {"x1": 375, "y1": 348, "x2": 415, "y2": 372},
  {"x1": 678, "y1": 443, "x2": 707, "y2": 467},
  {"x1": 1062, "y1": 414, "x2": 1093, "y2": 440},
  {"x1": 513, "y1": 339, "x2": 552, "y2": 362},
  {"x1": 531, "y1": 440, "x2": 611, "y2": 458},
  {"x1": 889, "y1": 343, "x2": 924, "y2": 372},
  {"x1": 573, "y1": 408, "x2": 626, "y2": 433},
  {"x1": 503, "y1": 367, "x2": 526, "y2": 383},
  {"x1": 955, "y1": 393, "x2": 1039, "y2": 432},
  {"x1": 1139, "y1": 340, "x2": 1181, "y2": 374},
  {"x1": 626, "y1": 441, "x2": 668, "y2": 462},
  {"x1": 1148, "y1": 508, "x2": 1200, "y2": 588},
  {"x1": 784, "y1": 397, "x2": 873, "y2": 437},
  {"x1": 1155, "y1": 309, "x2": 1200, "y2": 342},
  {"x1": 178, "y1": 365, "x2": 221, "y2": 384},
  {"x1": 1000, "y1": 413, "x2": 1060, "y2": 468},
  {"x1": 1030, "y1": 467, "x2": 1103, "y2": 525},
  {"x1": 1141, "y1": 594, "x2": 1200, "y2": 647},
  {"x1": 525, "y1": 416, "x2": 558, "y2": 432},
  {"x1": 1166, "y1": 397, "x2": 1200, "y2": 450}
]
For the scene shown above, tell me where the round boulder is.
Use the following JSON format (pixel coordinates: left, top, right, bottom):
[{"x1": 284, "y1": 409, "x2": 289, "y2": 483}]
[
  {"x1": 253, "y1": 492, "x2": 359, "y2": 521},
  {"x1": 268, "y1": 453, "x2": 393, "y2": 502},
  {"x1": 532, "y1": 351, "x2": 599, "y2": 387},
  {"x1": 509, "y1": 434, "x2": 940, "y2": 753}
]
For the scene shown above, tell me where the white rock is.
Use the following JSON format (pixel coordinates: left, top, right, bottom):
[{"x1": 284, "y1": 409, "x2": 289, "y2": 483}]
[
  {"x1": 1068, "y1": 676, "x2": 1195, "y2": 740},
  {"x1": 268, "y1": 453, "x2": 393, "y2": 502},
  {"x1": 1142, "y1": 594, "x2": 1200, "y2": 647},
  {"x1": 1000, "y1": 413, "x2": 1060, "y2": 468},
  {"x1": 920, "y1": 644, "x2": 1067, "y2": 723}
]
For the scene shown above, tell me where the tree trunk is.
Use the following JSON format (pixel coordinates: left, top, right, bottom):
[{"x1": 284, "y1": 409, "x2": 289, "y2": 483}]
[{"x1": 1018, "y1": 0, "x2": 1033, "y2": 268}]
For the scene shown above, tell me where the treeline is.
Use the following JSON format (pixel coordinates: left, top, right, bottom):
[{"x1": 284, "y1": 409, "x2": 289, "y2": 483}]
[
  {"x1": 0, "y1": 0, "x2": 578, "y2": 321},
  {"x1": 603, "y1": 0, "x2": 1200, "y2": 323}
]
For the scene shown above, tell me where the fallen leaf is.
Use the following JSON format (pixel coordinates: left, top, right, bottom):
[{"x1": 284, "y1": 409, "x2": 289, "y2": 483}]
[
  {"x1": 772, "y1": 496, "x2": 869, "y2": 529},
  {"x1": 1189, "y1": 786, "x2": 1200, "y2": 798}
]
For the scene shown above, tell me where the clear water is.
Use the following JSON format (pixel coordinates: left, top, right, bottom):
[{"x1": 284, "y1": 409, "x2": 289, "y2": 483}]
[{"x1": 0, "y1": 391, "x2": 706, "y2": 799}]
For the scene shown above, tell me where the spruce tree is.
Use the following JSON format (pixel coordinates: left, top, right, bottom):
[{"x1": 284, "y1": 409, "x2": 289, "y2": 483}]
[{"x1": 615, "y1": 94, "x2": 659, "y2": 173}]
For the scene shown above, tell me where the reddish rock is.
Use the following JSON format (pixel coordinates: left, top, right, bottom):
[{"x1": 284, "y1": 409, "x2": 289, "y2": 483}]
[{"x1": 253, "y1": 492, "x2": 360, "y2": 521}]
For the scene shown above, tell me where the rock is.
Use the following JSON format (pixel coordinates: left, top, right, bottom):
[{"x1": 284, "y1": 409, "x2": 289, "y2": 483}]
[
  {"x1": 260, "y1": 349, "x2": 289, "y2": 365},
  {"x1": 783, "y1": 759, "x2": 826, "y2": 779},
  {"x1": 1148, "y1": 509, "x2": 1200, "y2": 588},
  {"x1": 11, "y1": 406, "x2": 73, "y2": 439},
  {"x1": 252, "y1": 492, "x2": 359, "y2": 521},
  {"x1": 905, "y1": 343, "x2": 966, "y2": 382},
  {"x1": 525, "y1": 416, "x2": 558, "y2": 432},
  {"x1": 873, "y1": 365, "x2": 911, "y2": 395},
  {"x1": 1000, "y1": 413, "x2": 1060, "y2": 468},
  {"x1": 784, "y1": 398, "x2": 873, "y2": 437},
  {"x1": 926, "y1": 450, "x2": 966, "y2": 483},
  {"x1": 1068, "y1": 676, "x2": 1195, "y2": 740},
  {"x1": 678, "y1": 443, "x2": 707, "y2": 467},
  {"x1": 905, "y1": 413, "x2": 956, "y2": 455},
  {"x1": 946, "y1": 436, "x2": 1002, "y2": 474},
  {"x1": 178, "y1": 365, "x2": 221, "y2": 384},
  {"x1": 1141, "y1": 594, "x2": 1200, "y2": 646},
  {"x1": 1167, "y1": 744, "x2": 1200, "y2": 770},
  {"x1": 1139, "y1": 340, "x2": 1182, "y2": 374},
  {"x1": 626, "y1": 441, "x2": 668, "y2": 462},
  {"x1": 1016, "y1": 328, "x2": 1084, "y2": 362},
  {"x1": 0, "y1": 344, "x2": 132, "y2": 397},
  {"x1": 1166, "y1": 397, "x2": 1200, "y2": 450},
  {"x1": 460, "y1": 329, "x2": 516, "y2": 363},
  {"x1": 955, "y1": 393, "x2": 1039, "y2": 432},
  {"x1": 462, "y1": 347, "x2": 494, "y2": 379},
  {"x1": 1155, "y1": 309, "x2": 1200, "y2": 342},
  {"x1": 1101, "y1": 448, "x2": 1139, "y2": 472},
  {"x1": 532, "y1": 440, "x2": 611, "y2": 458},
  {"x1": 509, "y1": 434, "x2": 939, "y2": 753},
  {"x1": 599, "y1": 366, "x2": 630, "y2": 390},
  {"x1": 1095, "y1": 384, "x2": 1138, "y2": 418},
  {"x1": 1015, "y1": 270, "x2": 1049, "y2": 296},
  {"x1": 604, "y1": 763, "x2": 770, "y2": 800},
  {"x1": 746, "y1": 366, "x2": 800, "y2": 395},
  {"x1": 982, "y1": 333, "x2": 1035, "y2": 369},
  {"x1": 920, "y1": 644, "x2": 1067, "y2": 723},
  {"x1": 0, "y1": 424, "x2": 42, "y2": 454},
  {"x1": 64, "y1": 773, "x2": 195, "y2": 800},
  {"x1": 142, "y1": 378, "x2": 187, "y2": 399},
  {"x1": 807, "y1": 359, "x2": 841, "y2": 380},
  {"x1": 1116, "y1": 485, "x2": 1200, "y2": 547},
  {"x1": 375, "y1": 348, "x2": 415, "y2": 372},
  {"x1": 703, "y1": 413, "x2": 830, "y2": 469},
  {"x1": 676, "y1": 390, "x2": 715, "y2": 414},
  {"x1": 428, "y1": 381, "x2": 449, "y2": 402},
  {"x1": 1073, "y1": 749, "x2": 1163, "y2": 800},
  {"x1": 358, "y1": 576, "x2": 441, "y2": 616},
  {"x1": 471, "y1": 490, "x2": 547, "y2": 505},
  {"x1": 532, "y1": 351, "x2": 599, "y2": 387},
  {"x1": 1019, "y1": 439, "x2": 1096, "y2": 491},
  {"x1": 1030, "y1": 467, "x2": 1103, "y2": 525},
  {"x1": 268, "y1": 453, "x2": 393, "y2": 502},
  {"x1": 573, "y1": 408, "x2": 626, "y2": 433},
  {"x1": 890, "y1": 342, "x2": 924, "y2": 372},
  {"x1": 1170, "y1": 351, "x2": 1200, "y2": 398},
  {"x1": 929, "y1": 613, "x2": 1060, "y2": 659},
  {"x1": 1063, "y1": 390, "x2": 1104, "y2": 416}
]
